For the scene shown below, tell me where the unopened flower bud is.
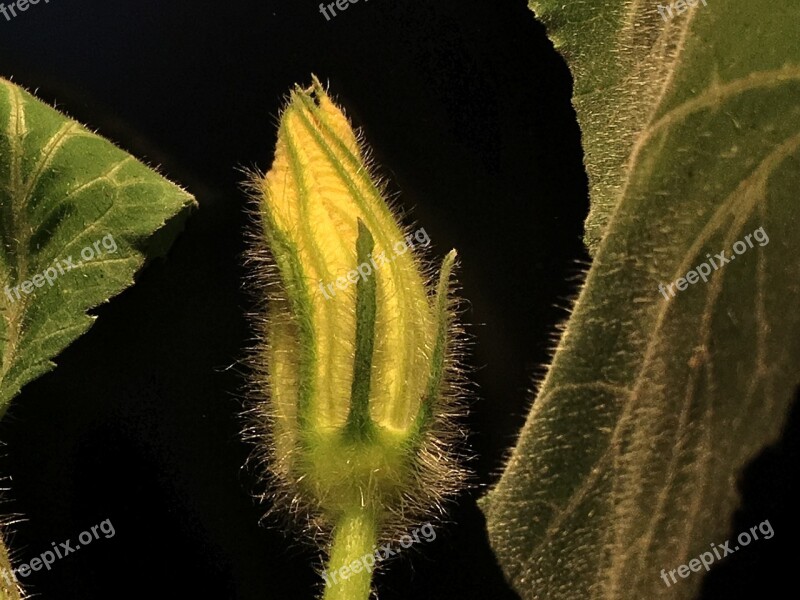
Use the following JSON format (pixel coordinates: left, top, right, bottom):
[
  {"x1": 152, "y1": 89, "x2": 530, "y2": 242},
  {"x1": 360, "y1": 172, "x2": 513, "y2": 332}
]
[{"x1": 246, "y1": 77, "x2": 468, "y2": 600}]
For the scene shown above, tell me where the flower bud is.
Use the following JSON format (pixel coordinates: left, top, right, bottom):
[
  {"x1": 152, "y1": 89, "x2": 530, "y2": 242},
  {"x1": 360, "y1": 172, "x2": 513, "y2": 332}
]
[{"x1": 246, "y1": 77, "x2": 467, "y2": 598}]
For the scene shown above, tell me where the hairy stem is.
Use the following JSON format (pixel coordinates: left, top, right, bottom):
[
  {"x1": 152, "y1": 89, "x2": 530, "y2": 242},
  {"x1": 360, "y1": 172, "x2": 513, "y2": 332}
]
[{"x1": 322, "y1": 510, "x2": 378, "y2": 600}]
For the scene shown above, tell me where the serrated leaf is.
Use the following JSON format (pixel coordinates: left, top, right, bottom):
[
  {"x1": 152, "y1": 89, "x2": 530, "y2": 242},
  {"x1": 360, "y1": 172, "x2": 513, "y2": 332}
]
[
  {"x1": 0, "y1": 78, "x2": 195, "y2": 414},
  {"x1": 481, "y1": 1, "x2": 800, "y2": 599}
]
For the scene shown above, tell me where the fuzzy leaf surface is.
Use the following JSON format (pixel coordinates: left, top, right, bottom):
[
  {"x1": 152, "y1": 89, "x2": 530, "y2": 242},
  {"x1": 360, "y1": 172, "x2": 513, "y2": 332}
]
[
  {"x1": 481, "y1": 1, "x2": 800, "y2": 599},
  {"x1": 0, "y1": 79, "x2": 195, "y2": 413},
  {"x1": 529, "y1": 0, "x2": 798, "y2": 253}
]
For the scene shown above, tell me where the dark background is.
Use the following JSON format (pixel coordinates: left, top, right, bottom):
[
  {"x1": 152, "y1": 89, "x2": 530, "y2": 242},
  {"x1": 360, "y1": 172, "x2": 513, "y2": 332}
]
[{"x1": 0, "y1": 0, "x2": 796, "y2": 598}]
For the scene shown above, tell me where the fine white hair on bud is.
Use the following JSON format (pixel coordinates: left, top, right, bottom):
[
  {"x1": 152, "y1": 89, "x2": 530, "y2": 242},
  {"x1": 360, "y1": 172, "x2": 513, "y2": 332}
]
[{"x1": 242, "y1": 76, "x2": 470, "y2": 599}]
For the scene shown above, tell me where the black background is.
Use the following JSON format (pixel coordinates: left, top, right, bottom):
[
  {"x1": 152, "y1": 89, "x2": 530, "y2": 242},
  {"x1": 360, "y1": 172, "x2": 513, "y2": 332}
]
[{"x1": 0, "y1": 0, "x2": 796, "y2": 598}]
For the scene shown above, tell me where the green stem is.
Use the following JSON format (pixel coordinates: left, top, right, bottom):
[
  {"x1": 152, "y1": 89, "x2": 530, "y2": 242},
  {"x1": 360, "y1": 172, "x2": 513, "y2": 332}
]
[{"x1": 322, "y1": 511, "x2": 378, "y2": 600}]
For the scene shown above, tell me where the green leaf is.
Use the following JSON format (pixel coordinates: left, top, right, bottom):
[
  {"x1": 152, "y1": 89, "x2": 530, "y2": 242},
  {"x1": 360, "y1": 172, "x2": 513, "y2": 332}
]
[
  {"x1": 481, "y1": 1, "x2": 800, "y2": 599},
  {"x1": 529, "y1": 0, "x2": 800, "y2": 254},
  {"x1": 0, "y1": 78, "x2": 196, "y2": 414}
]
